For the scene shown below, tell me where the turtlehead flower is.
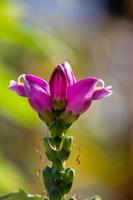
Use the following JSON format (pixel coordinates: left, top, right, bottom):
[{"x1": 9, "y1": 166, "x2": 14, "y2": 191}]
[
  {"x1": 9, "y1": 62, "x2": 112, "y2": 126},
  {"x1": 9, "y1": 74, "x2": 51, "y2": 113}
]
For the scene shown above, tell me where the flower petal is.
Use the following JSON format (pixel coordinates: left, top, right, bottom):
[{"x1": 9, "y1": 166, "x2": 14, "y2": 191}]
[
  {"x1": 9, "y1": 80, "x2": 26, "y2": 97},
  {"x1": 23, "y1": 74, "x2": 51, "y2": 112},
  {"x1": 49, "y1": 65, "x2": 67, "y2": 101},
  {"x1": 66, "y1": 77, "x2": 99, "y2": 115},
  {"x1": 92, "y1": 86, "x2": 113, "y2": 100},
  {"x1": 24, "y1": 74, "x2": 50, "y2": 93},
  {"x1": 61, "y1": 62, "x2": 76, "y2": 86},
  {"x1": 27, "y1": 85, "x2": 51, "y2": 113}
]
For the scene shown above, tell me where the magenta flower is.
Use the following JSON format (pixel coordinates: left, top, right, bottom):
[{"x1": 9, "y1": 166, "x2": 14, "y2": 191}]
[
  {"x1": 9, "y1": 62, "x2": 112, "y2": 123},
  {"x1": 9, "y1": 74, "x2": 51, "y2": 113}
]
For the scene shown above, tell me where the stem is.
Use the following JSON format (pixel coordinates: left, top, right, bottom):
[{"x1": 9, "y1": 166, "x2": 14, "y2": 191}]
[{"x1": 43, "y1": 128, "x2": 74, "y2": 200}]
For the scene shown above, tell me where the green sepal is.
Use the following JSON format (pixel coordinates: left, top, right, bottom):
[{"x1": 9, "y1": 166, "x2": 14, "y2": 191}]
[
  {"x1": 49, "y1": 188, "x2": 62, "y2": 200},
  {"x1": 38, "y1": 110, "x2": 53, "y2": 125},
  {"x1": 49, "y1": 119, "x2": 72, "y2": 136},
  {"x1": 52, "y1": 158, "x2": 64, "y2": 174},
  {"x1": 58, "y1": 136, "x2": 73, "y2": 161},
  {"x1": 62, "y1": 136, "x2": 73, "y2": 151},
  {"x1": 43, "y1": 166, "x2": 52, "y2": 192},
  {"x1": 63, "y1": 168, "x2": 75, "y2": 184},
  {"x1": 43, "y1": 137, "x2": 57, "y2": 161},
  {"x1": 58, "y1": 149, "x2": 70, "y2": 161},
  {"x1": 60, "y1": 111, "x2": 79, "y2": 125},
  {"x1": 60, "y1": 168, "x2": 75, "y2": 194},
  {"x1": 49, "y1": 121, "x2": 63, "y2": 136},
  {"x1": 52, "y1": 136, "x2": 62, "y2": 148},
  {"x1": 53, "y1": 170, "x2": 65, "y2": 182}
]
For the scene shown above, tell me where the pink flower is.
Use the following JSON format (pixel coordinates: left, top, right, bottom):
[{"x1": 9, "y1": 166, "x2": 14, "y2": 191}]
[
  {"x1": 9, "y1": 62, "x2": 112, "y2": 119},
  {"x1": 9, "y1": 74, "x2": 51, "y2": 113}
]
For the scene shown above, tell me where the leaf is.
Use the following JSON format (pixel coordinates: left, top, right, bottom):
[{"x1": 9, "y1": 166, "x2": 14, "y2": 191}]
[{"x1": 5, "y1": 189, "x2": 44, "y2": 200}]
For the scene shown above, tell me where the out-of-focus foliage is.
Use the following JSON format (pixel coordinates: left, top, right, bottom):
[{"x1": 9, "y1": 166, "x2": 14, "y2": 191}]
[
  {"x1": 0, "y1": 62, "x2": 38, "y2": 126},
  {"x1": 0, "y1": 155, "x2": 30, "y2": 194}
]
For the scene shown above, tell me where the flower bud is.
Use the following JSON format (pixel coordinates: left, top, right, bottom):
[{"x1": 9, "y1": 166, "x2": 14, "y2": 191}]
[
  {"x1": 49, "y1": 65, "x2": 67, "y2": 110},
  {"x1": 38, "y1": 109, "x2": 53, "y2": 125},
  {"x1": 62, "y1": 168, "x2": 75, "y2": 194},
  {"x1": 43, "y1": 137, "x2": 57, "y2": 161},
  {"x1": 43, "y1": 166, "x2": 52, "y2": 192},
  {"x1": 53, "y1": 170, "x2": 65, "y2": 182},
  {"x1": 62, "y1": 136, "x2": 73, "y2": 152},
  {"x1": 49, "y1": 188, "x2": 62, "y2": 200}
]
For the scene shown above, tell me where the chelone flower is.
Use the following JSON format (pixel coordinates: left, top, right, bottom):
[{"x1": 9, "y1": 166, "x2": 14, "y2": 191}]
[{"x1": 9, "y1": 62, "x2": 112, "y2": 125}]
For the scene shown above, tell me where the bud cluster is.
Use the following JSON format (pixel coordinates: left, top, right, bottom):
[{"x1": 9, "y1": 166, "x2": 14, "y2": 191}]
[{"x1": 42, "y1": 125, "x2": 75, "y2": 200}]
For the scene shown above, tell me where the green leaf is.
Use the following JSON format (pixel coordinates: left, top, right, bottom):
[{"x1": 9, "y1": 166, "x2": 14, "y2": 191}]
[{"x1": 3, "y1": 189, "x2": 44, "y2": 200}]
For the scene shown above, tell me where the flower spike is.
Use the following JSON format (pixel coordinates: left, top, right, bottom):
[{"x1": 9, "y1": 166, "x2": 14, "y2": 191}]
[{"x1": 9, "y1": 61, "x2": 112, "y2": 200}]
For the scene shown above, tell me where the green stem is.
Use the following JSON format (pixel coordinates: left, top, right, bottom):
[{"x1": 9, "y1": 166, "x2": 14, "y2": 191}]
[{"x1": 43, "y1": 129, "x2": 74, "y2": 200}]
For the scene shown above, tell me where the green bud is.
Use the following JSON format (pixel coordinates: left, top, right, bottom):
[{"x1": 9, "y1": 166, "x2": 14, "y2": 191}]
[
  {"x1": 52, "y1": 158, "x2": 64, "y2": 174},
  {"x1": 49, "y1": 121, "x2": 63, "y2": 136},
  {"x1": 62, "y1": 136, "x2": 73, "y2": 151},
  {"x1": 61, "y1": 168, "x2": 75, "y2": 194},
  {"x1": 43, "y1": 166, "x2": 52, "y2": 192},
  {"x1": 60, "y1": 111, "x2": 79, "y2": 125},
  {"x1": 58, "y1": 149, "x2": 70, "y2": 161},
  {"x1": 38, "y1": 109, "x2": 53, "y2": 125},
  {"x1": 53, "y1": 170, "x2": 65, "y2": 182},
  {"x1": 57, "y1": 136, "x2": 73, "y2": 161},
  {"x1": 52, "y1": 136, "x2": 62, "y2": 148},
  {"x1": 64, "y1": 168, "x2": 75, "y2": 184},
  {"x1": 49, "y1": 188, "x2": 62, "y2": 200},
  {"x1": 43, "y1": 137, "x2": 57, "y2": 161}
]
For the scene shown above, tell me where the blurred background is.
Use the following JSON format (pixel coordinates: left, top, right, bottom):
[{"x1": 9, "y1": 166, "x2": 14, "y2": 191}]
[{"x1": 0, "y1": 0, "x2": 133, "y2": 199}]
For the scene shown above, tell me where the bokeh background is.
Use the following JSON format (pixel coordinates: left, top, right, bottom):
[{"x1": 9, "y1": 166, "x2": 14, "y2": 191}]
[{"x1": 0, "y1": 0, "x2": 133, "y2": 199}]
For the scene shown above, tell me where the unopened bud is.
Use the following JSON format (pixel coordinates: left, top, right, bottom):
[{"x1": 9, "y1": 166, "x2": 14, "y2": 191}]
[
  {"x1": 43, "y1": 166, "x2": 52, "y2": 192},
  {"x1": 53, "y1": 170, "x2": 65, "y2": 182},
  {"x1": 60, "y1": 111, "x2": 79, "y2": 127},
  {"x1": 49, "y1": 188, "x2": 61, "y2": 200},
  {"x1": 43, "y1": 138, "x2": 57, "y2": 161},
  {"x1": 38, "y1": 109, "x2": 53, "y2": 125},
  {"x1": 62, "y1": 136, "x2": 73, "y2": 151}
]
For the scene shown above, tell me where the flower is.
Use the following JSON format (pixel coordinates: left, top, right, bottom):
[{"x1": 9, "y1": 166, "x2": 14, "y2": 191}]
[
  {"x1": 9, "y1": 74, "x2": 51, "y2": 113},
  {"x1": 65, "y1": 78, "x2": 112, "y2": 116},
  {"x1": 9, "y1": 62, "x2": 112, "y2": 125}
]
